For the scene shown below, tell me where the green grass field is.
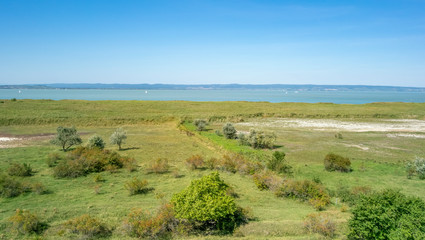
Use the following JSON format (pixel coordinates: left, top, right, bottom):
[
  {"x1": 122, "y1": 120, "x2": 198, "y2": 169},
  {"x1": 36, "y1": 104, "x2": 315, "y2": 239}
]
[{"x1": 1, "y1": 100, "x2": 424, "y2": 239}]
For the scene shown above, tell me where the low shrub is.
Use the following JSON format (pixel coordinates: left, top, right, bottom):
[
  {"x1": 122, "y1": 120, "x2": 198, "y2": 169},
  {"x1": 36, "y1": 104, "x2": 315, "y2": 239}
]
[
  {"x1": 348, "y1": 189, "x2": 425, "y2": 239},
  {"x1": 252, "y1": 170, "x2": 283, "y2": 191},
  {"x1": 64, "y1": 214, "x2": 111, "y2": 238},
  {"x1": 185, "y1": 155, "x2": 205, "y2": 170},
  {"x1": 275, "y1": 179, "x2": 330, "y2": 210},
  {"x1": 324, "y1": 153, "x2": 351, "y2": 172},
  {"x1": 335, "y1": 185, "x2": 372, "y2": 206},
  {"x1": 267, "y1": 151, "x2": 292, "y2": 175},
  {"x1": 239, "y1": 129, "x2": 276, "y2": 149},
  {"x1": 222, "y1": 123, "x2": 237, "y2": 139},
  {"x1": 8, "y1": 163, "x2": 33, "y2": 177},
  {"x1": 52, "y1": 147, "x2": 128, "y2": 178},
  {"x1": 194, "y1": 119, "x2": 208, "y2": 131},
  {"x1": 220, "y1": 154, "x2": 260, "y2": 175},
  {"x1": 406, "y1": 156, "x2": 425, "y2": 180},
  {"x1": 122, "y1": 157, "x2": 138, "y2": 172},
  {"x1": 9, "y1": 209, "x2": 46, "y2": 235},
  {"x1": 123, "y1": 204, "x2": 176, "y2": 238},
  {"x1": 31, "y1": 182, "x2": 48, "y2": 195},
  {"x1": 147, "y1": 158, "x2": 170, "y2": 174},
  {"x1": 124, "y1": 178, "x2": 150, "y2": 195},
  {"x1": 93, "y1": 174, "x2": 105, "y2": 182},
  {"x1": 205, "y1": 157, "x2": 220, "y2": 170},
  {"x1": 46, "y1": 152, "x2": 63, "y2": 167},
  {"x1": 0, "y1": 174, "x2": 30, "y2": 198},
  {"x1": 304, "y1": 212, "x2": 336, "y2": 238},
  {"x1": 86, "y1": 135, "x2": 105, "y2": 150}
]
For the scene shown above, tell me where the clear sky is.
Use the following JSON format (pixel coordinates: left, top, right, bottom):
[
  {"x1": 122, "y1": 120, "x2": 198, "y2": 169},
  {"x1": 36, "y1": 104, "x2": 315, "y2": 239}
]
[{"x1": 1, "y1": 0, "x2": 424, "y2": 87}]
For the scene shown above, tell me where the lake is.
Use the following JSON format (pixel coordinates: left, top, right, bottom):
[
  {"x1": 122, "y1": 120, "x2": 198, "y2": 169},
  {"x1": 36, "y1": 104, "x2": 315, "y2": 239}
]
[{"x1": 1, "y1": 89, "x2": 424, "y2": 104}]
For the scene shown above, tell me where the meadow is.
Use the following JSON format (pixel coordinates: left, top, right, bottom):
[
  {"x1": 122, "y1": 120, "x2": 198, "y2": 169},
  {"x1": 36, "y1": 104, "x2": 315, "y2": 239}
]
[{"x1": 0, "y1": 99, "x2": 424, "y2": 239}]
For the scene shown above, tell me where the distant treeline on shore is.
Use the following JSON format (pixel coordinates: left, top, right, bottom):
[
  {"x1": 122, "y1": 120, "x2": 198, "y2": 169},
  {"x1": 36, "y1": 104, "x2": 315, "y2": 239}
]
[{"x1": 1, "y1": 83, "x2": 425, "y2": 92}]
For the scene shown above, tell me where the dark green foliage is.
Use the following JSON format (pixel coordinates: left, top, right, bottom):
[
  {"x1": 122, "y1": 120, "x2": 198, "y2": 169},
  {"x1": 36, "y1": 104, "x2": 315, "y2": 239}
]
[
  {"x1": 348, "y1": 189, "x2": 425, "y2": 240},
  {"x1": 171, "y1": 172, "x2": 246, "y2": 233},
  {"x1": 324, "y1": 153, "x2": 351, "y2": 172},
  {"x1": 50, "y1": 126, "x2": 82, "y2": 151},
  {"x1": 125, "y1": 178, "x2": 150, "y2": 195},
  {"x1": 267, "y1": 151, "x2": 292, "y2": 175},
  {"x1": 194, "y1": 119, "x2": 208, "y2": 131},
  {"x1": 222, "y1": 123, "x2": 237, "y2": 139},
  {"x1": 335, "y1": 185, "x2": 372, "y2": 206},
  {"x1": 87, "y1": 135, "x2": 105, "y2": 150},
  {"x1": 0, "y1": 174, "x2": 30, "y2": 198},
  {"x1": 64, "y1": 214, "x2": 111, "y2": 238},
  {"x1": 52, "y1": 147, "x2": 128, "y2": 178},
  {"x1": 8, "y1": 209, "x2": 47, "y2": 235},
  {"x1": 275, "y1": 179, "x2": 331, "y2": 210},
  {"x1": 8, "y1": 163, "x2": 33, "y2": 177}
]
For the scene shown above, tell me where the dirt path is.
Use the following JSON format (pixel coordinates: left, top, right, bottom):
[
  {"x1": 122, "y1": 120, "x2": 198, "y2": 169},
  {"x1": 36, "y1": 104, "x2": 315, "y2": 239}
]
[{"x1": 0, "y1": 133, "x2": 55, "y2": 148}]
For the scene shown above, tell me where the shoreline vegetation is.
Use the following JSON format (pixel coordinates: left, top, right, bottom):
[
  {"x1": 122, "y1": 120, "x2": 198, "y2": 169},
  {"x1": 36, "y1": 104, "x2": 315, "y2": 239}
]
[
  {"x1": 1, "y1": 100, "x2": 424, "y2": 126},
  {"x1": 1, "y1": 99, "x2": 425, "y2": 239}
]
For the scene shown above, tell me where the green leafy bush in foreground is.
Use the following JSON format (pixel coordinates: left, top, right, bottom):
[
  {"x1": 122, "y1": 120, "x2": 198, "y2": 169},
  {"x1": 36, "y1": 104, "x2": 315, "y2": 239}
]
[
  {"x1": 324, "y1": 153, "x2": 351, "y2": 172},
  {"x1": 171, "y1": 172, "x2": 247, "y2": 233},
  {"x1": 348, "y1": 189, "x2": 425, "y2": 240}
]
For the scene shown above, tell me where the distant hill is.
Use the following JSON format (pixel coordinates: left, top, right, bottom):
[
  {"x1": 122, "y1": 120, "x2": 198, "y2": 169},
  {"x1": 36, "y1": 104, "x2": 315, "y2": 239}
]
[{"x1": 1, "y1": 83, "x2": 424, "y2": 92}]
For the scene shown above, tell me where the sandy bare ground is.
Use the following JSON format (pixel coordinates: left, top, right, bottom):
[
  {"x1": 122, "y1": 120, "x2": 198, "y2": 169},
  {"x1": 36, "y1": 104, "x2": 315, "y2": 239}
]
[
  {"x1": 0, "y1": 133, "x2": 55, "y2": 148},
  {"x1": 236, "y1": 118, "x2": 425, "y2": 137}
]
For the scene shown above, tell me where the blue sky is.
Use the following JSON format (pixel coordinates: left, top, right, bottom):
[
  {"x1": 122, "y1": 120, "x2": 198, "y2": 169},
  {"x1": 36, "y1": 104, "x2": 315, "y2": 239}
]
[{"x1": 0, "y1": 0, "x2": 424, "y2": 87}]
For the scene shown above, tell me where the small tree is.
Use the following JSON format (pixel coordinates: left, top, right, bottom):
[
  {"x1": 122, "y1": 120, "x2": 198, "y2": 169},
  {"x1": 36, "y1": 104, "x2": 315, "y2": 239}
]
[
  {"x1": 222, "y1": 123, "x2": 237, "y2": 139},
  {"x1": 110, "y1": 127, "x2": 127, "y2": 150},
  {"x1": 51, "y1": 126, "x2": 82, "y2": 151},
  {"x1": 87, "y1": 135, "x2": 105, "y2": 150},
  {"x1": 194, "y1": 119, "x2": 207, "y2": 132},
  {"x1": 267, "y1": 151, "x2": 292, "y2": 175}
]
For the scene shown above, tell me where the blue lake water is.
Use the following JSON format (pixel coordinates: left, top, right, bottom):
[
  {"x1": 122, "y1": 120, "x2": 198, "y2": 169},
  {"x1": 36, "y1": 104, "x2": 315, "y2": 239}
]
[{"x1": 1, "y1": 89, "x2": 424, "y2": 104}]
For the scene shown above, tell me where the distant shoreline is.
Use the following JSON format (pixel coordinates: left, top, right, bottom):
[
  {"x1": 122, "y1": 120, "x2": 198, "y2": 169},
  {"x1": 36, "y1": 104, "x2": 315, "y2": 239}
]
[{"x1": 1, "y1": 83, "x2": 425, "y2": 92}]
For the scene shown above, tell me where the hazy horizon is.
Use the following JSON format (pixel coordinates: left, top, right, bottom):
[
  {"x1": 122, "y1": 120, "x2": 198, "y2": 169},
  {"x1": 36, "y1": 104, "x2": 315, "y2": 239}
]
[{"x1": 1, "y1": 0, "x2": 424, "y2": 87}]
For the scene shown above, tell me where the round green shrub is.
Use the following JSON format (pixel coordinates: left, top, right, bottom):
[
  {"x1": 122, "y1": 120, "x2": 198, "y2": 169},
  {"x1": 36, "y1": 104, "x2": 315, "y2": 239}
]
[
  {"x1": 171, "y1": 172, "x2": 240, "y2": 233},
  {"x1": 324, "y1": 153, "x2": 351, "y2": 172},
  {"x1": 222, "y1": 123, "x2": 237, "y2": 139},
  {"x1": 87, "y1": 135, "x2": 105, "y2": 150},
  {"x1": 348, "y1": 189, "x2": 425, "y2": 240},
  {"x1": 8, "y1": 209, "x2": 47, "y2": 235}
]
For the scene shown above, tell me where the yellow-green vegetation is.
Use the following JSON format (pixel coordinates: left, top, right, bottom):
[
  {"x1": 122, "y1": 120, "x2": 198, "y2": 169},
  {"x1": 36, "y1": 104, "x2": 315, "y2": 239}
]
[{"x1": 0, "y1": 100, "x2": 425, "y2": 239}]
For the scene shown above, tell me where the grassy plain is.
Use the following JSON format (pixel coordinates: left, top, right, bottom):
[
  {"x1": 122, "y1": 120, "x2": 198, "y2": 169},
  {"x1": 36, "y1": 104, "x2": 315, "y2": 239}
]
[{"x1": 0, "y1": 100, "x2": 424, "y2": 239}]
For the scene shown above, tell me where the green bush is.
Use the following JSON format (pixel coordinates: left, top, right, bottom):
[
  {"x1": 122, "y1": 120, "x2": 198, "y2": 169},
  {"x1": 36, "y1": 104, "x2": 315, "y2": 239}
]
[
  {"x1": 222, "y1": 123, "x2": 237, "y2": 139},
  {"x1": 147, "y1": 158, "x2": 170, "y2": 174},
  {"x1": 406, "y1": 157, "x2": 425, "y2": 180},
  {"x1": 86, "y1": 134, "x2": 105, "y2": 149},
  {"x1": 336, "y1": 185, "x2": 372, "y2": 206},
  {"x1": 324, "y1": 153, "x2": 351, "y2": 172},
  {"x1": 252, "y1": 170, "x2": 283, "y2": 191},
  {"x1": 0, "y1": 174, "x2": 30, "y2": 198},
  {"x1": 267, "y1": 151, "x2": 292, "y2": 175},
  {"x1": 194, "y1": 119, "x2": 208, "y2": 131},
  {"x1": 185, "y1": 154, "x2": 205, "y2": 170},
  {"x1": 275, "y1": 179, "x2": 330, "y2": 210},
  {"x1": 304, "y1": 212, "x2": 336, "y2": 238},
  {"x1": 8, "y1": 163, "x2": 33, "y2": 177},
  {"x1": 64, "y1": 214, "x2": 110, "y2": 238},
  {"x1": 52, "y1": 147, "x2": 127, "y2": 178},
  {"x1": 31, "y1": 182, "x2": 48, "y2": 195},
  {"x1": 123, "y1": 203, "x2": 176, "y2": 238},
  {"x1": 171, "y1": 172, "x2": 246, "y2": 233},
  {"x1": 46, "y1": 152, "x2": 63, "y2": 167},
  {"x1": 205, "y1": 157, "x2": 220, "y2": 170},
  {"x1": 247, "y1": 129, "x2": 276, "y2": 149},
  {"x1": 125, "y1": 178, "x2": 150, "y2": 195},
  {"x1": 348, "y1": 189, "x2": 425, "y2": 240},
  {"x1": 8, "y1": 209, "x2": 47, "y2": 235}
]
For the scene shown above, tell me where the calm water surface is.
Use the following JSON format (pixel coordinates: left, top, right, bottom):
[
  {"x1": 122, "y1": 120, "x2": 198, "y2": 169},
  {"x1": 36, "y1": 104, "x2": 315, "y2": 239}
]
[{"x1": 1, "y1": 89, "x2": 424, "y2": 104}]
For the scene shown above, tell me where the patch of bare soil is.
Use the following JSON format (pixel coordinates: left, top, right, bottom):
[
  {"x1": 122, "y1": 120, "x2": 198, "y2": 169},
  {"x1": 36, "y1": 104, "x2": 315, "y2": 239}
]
[
  {"x1": 237, "y1": 118, "x2": 425, "y2": 134},
  {"x1": 0, "y1": 133, "x2": 55, "y2": 148}
]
